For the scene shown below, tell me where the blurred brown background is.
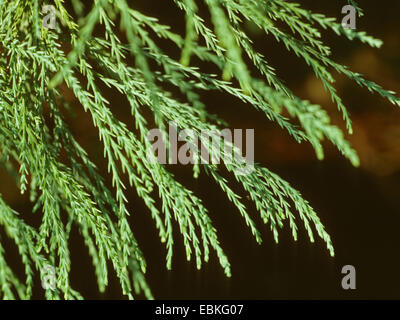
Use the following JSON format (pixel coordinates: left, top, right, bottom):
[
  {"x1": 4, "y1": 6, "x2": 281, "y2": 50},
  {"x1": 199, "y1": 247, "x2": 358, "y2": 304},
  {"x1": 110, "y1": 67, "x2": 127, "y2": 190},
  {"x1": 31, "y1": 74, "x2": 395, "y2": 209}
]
[{"x1": 1, "y1": 0, "x2": 400, "y2": 299}]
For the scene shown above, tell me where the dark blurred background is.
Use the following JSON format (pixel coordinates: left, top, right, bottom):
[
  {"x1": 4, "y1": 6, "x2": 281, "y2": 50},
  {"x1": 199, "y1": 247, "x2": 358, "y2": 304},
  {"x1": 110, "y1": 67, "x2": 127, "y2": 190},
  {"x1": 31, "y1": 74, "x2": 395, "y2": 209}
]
[{"x1": 2, "y1": 0, "x2": 400, "y2": 299}]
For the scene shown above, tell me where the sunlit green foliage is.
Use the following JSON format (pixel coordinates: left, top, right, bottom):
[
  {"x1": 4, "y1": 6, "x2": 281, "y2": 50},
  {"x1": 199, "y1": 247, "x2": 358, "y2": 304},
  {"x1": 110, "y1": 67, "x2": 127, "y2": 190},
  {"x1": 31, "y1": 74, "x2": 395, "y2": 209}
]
[{"x1": 0, "y1": 0, "x2": 398, "y2": 299}]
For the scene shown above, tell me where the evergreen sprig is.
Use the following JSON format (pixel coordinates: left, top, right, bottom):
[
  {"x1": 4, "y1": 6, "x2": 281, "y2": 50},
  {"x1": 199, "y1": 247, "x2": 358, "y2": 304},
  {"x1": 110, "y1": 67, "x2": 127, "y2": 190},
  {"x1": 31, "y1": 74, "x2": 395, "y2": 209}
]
[{"x1": 0, "y1": 0, "x2": 398, "y2": 299}]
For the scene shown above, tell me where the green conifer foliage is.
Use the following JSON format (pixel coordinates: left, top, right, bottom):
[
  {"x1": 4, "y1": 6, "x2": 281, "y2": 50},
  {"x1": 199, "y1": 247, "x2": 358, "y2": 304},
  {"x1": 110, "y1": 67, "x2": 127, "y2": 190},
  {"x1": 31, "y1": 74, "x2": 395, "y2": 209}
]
[{"x1": 0, "y1": 0, "x2": 398, "y2": 299}]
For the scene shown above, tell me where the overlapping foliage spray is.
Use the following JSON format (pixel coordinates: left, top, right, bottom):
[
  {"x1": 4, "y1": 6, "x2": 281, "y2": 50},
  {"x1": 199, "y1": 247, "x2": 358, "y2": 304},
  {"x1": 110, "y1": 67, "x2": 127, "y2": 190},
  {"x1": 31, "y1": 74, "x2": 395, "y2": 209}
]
[{"x1": 0, "y1": 0, "x2": 398, "y2": 299}]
